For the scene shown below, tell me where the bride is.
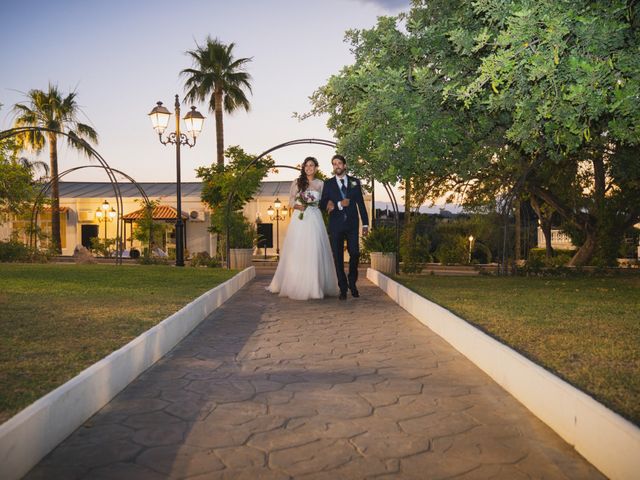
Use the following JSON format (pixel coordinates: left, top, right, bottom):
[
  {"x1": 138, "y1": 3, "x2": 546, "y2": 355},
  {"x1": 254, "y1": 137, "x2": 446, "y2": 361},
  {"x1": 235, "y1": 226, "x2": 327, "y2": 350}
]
[{"x1": 266, "y1": 157, "x2": 339, "y2": 300}]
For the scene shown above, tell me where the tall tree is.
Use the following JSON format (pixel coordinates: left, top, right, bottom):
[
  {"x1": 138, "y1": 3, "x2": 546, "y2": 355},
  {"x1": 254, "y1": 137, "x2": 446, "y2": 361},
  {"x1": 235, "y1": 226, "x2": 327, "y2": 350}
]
[
  {"x1": 458, "y1": 0, "x2": 640, "y2": 265},
  {"x1": 310, "y1": 0, "x2": 640, "y2": 266},
  {"x1": 13, "y1": 84, "x2": 98, "y2": 253},
  {"x1": 182, "y1": 37, "x2": 253, "y2": 167},
  {"x1": 0, "y1": 137, "x2": 36, "y2": 220}
]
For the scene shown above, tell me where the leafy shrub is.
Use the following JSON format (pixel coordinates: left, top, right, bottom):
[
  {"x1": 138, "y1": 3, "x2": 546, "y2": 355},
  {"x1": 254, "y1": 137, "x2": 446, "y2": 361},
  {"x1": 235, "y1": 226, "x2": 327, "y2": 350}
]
[
  {"x1": 137, "y1": 255, "x2": 170, "y2": 265},
  {"x1": 190, "y1": 251, "x2": 220, "y2": 268},
  {"x1": 472, "y1": 241, "x2": 493, "y2": 264},
  {"x1": 90, "y1": 237, "x2": 116, "y2": 258},
  {"x1": 211, "y1": 210, "x2": 257, "y2": 251},
  {"x1": 400, "y1": 221, "x2": 431, "y2": 273},
  {"x1": 362, "y1": 226, "x2": 397, "y2": 253},
  {"x1": 524, "y1": 248, "x2": 576, "y2": 274},
  {"x1": 434, "y1": 235, "x2": 468, "y2": 264},
  {"x1": 0, "y1": 239, "x2": 48, "y2": 263},
  {"x1": 0, "y1": 239, "x2": 31, "y2": 262}
]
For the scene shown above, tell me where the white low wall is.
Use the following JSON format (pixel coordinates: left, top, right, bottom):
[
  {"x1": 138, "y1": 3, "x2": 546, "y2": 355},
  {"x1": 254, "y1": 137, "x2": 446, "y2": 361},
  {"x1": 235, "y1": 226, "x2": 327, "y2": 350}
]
[
  {"x1": 0, "y1": 266, "x2": 255, "y2": 480},
  {"x1": 367, "y1": 268, "x2": 640, "y2": 480}
]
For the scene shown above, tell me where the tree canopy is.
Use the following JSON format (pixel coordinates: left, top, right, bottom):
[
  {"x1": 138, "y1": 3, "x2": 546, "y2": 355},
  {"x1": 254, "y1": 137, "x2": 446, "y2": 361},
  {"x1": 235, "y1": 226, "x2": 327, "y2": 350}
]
[
  {"x1": 182, "y1": 37, "x2": 253, "y2": 166},
  {"x1": 308, "y1": 0, "x2": 640, "y2": 266}
]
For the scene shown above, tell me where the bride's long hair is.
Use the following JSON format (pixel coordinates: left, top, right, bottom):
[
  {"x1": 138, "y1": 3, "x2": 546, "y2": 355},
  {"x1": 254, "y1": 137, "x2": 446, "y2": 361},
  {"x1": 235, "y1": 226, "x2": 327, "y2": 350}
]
[{"x1": 297, "y1": 157, "x2": 318, "y2": 193}]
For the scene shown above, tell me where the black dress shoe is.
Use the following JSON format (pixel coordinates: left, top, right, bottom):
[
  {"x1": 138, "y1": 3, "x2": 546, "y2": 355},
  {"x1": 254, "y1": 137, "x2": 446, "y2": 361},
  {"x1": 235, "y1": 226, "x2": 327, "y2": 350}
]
[
  {"x1": 339, "y1": 292, "x2": 347, "y2": 300},
  {"x1": 351, "y1": 289, "x2": 360, "y2": 298}
]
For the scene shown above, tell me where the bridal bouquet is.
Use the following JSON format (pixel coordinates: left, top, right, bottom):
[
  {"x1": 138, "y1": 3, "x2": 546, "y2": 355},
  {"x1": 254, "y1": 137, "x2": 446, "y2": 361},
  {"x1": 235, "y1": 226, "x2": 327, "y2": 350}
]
[{"x1": 296, "y1": 191, "x2": 318, "y2": 220}]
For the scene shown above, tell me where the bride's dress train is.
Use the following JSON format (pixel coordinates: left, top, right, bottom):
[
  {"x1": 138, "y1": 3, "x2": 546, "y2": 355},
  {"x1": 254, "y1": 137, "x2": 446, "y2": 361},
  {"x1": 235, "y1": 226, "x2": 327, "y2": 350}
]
[{"x1": 266, "y1": 186, "x2": 339, "y2": 300}]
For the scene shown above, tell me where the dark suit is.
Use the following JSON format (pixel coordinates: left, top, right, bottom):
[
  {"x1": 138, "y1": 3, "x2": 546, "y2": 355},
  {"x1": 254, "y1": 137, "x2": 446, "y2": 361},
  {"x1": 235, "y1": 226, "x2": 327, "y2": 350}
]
[{"x1": 320, "y1": 175, "x2": 369, "y2": 294}]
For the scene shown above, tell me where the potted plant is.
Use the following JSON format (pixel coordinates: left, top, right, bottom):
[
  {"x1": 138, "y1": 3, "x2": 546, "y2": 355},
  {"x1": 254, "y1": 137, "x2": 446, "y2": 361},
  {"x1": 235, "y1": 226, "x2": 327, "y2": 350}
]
[
  {"x1": 227, "y1": 211, "x2": 257, "y2": 270},
  {"x1": 363, "y1": 226, "x2": 398, "y2": 275}
]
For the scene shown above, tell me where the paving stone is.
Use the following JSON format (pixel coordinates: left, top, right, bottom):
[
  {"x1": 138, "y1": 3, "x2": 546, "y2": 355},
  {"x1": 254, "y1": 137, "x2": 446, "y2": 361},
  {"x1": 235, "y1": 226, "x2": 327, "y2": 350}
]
[
  {"x1": 247, "y1": 427, "x2": 322, "y2": 452},
  {"x1": 351, "y1": 431, "x2": 432, "y2": 459},
  {"x1": 100, "y1": 397, "x2": 169, "y2": 417},
  {"x1": 137, "y1": 444, "x2": 224, "y2": 477},
  {"x1": 23, "y1": 462, "x2": 88, "y2": 480},
  {"x1": 214, "y1": 445, "x2": 266, "y2": 469},
  {"x1": 164, "y1": 399, "x2": 215, "y2": 421},
  {"x1": 132, "y1": 422, "x2": 187, "y2": 447},
  {"x1": 400, "y1": 451, "x2": 482, "y2": 479},
  {"x1": 188, "y1": 467, "x2": 291, "y2": 480},
  {"x1": 285, "y1": 391, "x2": 373, "y2": 419},
  {"x1": 253, "y1": 390, "x2": 295, "y2": 406},
  {"x1": 28, "y1": 439, "x2": 142, "y2": 471},
  {"x1": 268, "y1": 438, "x2": 359, "y2": 476},
  {"x1": 374, "y1": 395, "x2": 438, "y2": 422},
  {"x1": 64, "y1": 423, "x2": 135, "y2": 446},
  {"x1": 250, "y1": 379, "x2": 286, "y2": 393},
  {"x1": 123, "y1": 410, "x2": 184, "y2": 429},
  {"x1": 184, "y1": 422, "x2": 254, "y2": 449},
  {"x1": 25, "y1": 271, "x2": 604, "y2": 479},
  {"x1": 81, "y1": 462, "x2": 166, "y2": 480},
  {"x1": 297, "y1": 456, "x2": 396, "y2": 479}
]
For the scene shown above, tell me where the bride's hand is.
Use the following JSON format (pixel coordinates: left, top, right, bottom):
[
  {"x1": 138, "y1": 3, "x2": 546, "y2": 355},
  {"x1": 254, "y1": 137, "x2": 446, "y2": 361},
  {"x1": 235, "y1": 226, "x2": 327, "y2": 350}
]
[{"x1": 294, "y1": 204, "x2": 306, "y2": 211}]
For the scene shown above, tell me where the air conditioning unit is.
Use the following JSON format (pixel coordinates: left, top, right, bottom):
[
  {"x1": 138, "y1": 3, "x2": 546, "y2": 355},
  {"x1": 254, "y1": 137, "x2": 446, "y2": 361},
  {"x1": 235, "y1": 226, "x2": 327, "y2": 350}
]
[
  {"x1": 78, "y1": 210, "x2": 94, "y2": 223},
  {"x1": 189, "y1": 210, "x2": 206, "y2": 222}
]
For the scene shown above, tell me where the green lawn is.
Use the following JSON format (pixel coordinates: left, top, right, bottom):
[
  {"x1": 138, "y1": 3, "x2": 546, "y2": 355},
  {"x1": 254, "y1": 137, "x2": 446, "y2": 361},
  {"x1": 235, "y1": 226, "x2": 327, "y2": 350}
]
[
  {"x1": 0, "y1": 264, "x2": 236, "y2": 424},
  {"x1": 397, "y1": 274, "x2": 640, "y2": 425}
]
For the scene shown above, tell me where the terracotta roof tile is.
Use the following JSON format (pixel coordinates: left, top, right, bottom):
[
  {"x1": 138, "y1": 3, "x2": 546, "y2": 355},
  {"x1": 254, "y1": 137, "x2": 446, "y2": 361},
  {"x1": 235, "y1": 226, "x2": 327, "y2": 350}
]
[{"x1": 122, "y1": 205, "x2": 188, "y2": 221}]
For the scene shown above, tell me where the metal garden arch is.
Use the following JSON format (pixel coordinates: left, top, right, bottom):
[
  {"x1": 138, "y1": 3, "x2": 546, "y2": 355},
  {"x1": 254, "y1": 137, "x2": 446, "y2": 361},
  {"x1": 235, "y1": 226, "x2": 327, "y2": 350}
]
[
  {"x1": 0, "y1": 126, "x2": 141, "y2": 264},
  {"x1": 224, "y1": 138, "x2": 401, "y2": 271}
]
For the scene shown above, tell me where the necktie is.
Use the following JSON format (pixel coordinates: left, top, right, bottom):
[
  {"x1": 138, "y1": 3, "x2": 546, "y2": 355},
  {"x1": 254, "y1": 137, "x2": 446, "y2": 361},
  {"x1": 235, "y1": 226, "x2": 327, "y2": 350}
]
[{"x1": 340, "y1": 178, "x2": 347, "y2": 198}]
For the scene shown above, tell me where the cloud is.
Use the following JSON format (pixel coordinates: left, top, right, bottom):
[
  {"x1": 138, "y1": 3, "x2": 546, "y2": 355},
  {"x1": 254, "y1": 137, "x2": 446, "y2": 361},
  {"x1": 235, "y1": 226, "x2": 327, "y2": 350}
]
[{"x1": 355, "y1": 0, "x2": 411, "y2": 12}]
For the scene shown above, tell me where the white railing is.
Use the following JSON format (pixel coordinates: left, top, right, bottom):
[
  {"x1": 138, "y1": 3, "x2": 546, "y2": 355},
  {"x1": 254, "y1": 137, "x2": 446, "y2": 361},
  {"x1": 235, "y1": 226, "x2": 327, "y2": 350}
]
[{"x1": 537, "y1": 227, "x2": 574, "y2": 249}]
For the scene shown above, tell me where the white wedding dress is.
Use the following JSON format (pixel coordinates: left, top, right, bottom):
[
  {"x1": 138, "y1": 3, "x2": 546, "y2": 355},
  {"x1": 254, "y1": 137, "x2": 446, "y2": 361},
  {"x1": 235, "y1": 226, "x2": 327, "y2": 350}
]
[{"x1": 267, "y1": 179, "x2": 339, "y2": 300}]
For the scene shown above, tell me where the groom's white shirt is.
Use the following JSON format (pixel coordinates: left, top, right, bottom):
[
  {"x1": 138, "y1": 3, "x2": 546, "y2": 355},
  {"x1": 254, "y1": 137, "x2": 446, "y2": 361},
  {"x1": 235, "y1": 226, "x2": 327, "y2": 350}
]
[{"x1": 334, "y1": 174, "x2": 368, "y2": 227}]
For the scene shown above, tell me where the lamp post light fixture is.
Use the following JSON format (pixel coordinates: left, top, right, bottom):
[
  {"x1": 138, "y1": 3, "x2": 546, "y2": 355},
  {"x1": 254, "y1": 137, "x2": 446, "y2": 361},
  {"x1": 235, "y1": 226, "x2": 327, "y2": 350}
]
[
  {"x1": 148, "y1": 95, "x2": 205, "y2": 266},
  {"x1": 468, "y1": 235, "x2": 474, "y2": 264},
  {"x1": 267, "y1": 198, "x2": 288, "y2": 255},
  {"x1": 95, "y1": 199, "x2": 117, "y2": 243}
]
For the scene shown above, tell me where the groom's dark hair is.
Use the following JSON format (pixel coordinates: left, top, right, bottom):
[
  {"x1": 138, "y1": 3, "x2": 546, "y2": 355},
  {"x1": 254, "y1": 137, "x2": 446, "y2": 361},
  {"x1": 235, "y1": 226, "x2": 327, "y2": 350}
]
[{"x1": 332, "y1": 154, "x2": 346, "y2": 165}]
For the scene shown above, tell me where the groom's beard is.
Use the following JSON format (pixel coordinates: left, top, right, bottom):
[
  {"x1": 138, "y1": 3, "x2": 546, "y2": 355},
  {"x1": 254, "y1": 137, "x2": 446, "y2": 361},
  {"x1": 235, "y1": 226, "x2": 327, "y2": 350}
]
[{"x1": 333, "y1": 167, "x2": 345, "y2": 176}]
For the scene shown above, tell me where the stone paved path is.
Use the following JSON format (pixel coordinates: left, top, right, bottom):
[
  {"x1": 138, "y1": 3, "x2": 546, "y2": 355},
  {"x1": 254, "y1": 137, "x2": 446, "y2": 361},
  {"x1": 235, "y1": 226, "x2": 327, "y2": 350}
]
[{"x1": 26, "y1": 270, "x2": 603, "y2": 479}]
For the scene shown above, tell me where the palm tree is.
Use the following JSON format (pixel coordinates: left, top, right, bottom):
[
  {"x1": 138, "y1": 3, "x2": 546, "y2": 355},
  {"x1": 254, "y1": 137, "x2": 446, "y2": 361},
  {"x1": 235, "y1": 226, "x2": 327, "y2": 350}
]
[
  {"x1": 182, "y1": 37, "x2": 252, "y2": 166},
  {"x1": 13, "y1": 84, "x2": 98, "y2": 253},
  {"x1": 18, "y1": 157, "x2": 50, "y2": 183}
]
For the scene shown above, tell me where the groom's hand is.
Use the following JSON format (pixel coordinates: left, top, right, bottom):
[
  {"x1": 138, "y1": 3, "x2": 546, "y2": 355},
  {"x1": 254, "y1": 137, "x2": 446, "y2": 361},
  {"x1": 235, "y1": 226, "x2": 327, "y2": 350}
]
[{"x1": 341, "y1": 198, "x2": 350, "y2": 207}]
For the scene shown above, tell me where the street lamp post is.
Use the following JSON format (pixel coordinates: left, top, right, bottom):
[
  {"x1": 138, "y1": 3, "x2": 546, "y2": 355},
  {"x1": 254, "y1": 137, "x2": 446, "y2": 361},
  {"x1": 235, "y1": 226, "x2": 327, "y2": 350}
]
[
  {"x1": 148, "y1": 95, "x2": 205, "y2": 266},
  {"x1": 468, "y1": 235, "x2": 474, "y2": 264},
  {"x1": 267, "y1": 198, "x2": 288, "y2": 256},
  {"x1": 95, "y1": 200, "x2": 117, "y2": 254}
]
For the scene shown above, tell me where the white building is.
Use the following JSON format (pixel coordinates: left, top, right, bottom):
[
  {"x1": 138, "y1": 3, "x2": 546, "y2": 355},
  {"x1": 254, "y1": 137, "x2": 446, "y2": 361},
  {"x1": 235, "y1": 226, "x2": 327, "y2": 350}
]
[{"x1": 1, "y1": 181, "x2": 372, "y2": 257}]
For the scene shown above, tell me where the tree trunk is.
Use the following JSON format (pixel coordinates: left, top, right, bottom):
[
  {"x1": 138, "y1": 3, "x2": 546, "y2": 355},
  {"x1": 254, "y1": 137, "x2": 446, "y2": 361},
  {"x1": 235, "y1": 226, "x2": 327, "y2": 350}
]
[
  {"x1": 531, "y1": 185, "x2": 601, "y2": 263},
  {"x1": 514, "y1": 199, "x2": 522, "y2": 261},
  {"x1": 568, "y1": 228, "x2": 597, "y2": 266},
  {"x1": 530, "y1": 196, "x2": 554, "y2": 257},
  {"x1": 48, "y1": 133, "x2": 61, "y2": 254},
  {"x1": 541, "y1": 221, "x2": 553, "y2": 258},
  {"x1": 404, "y1": 178, "x2": 411, "y2": 221},
  {"x1": 215, "y1": 88, "x2": 224, "y2": 167}
]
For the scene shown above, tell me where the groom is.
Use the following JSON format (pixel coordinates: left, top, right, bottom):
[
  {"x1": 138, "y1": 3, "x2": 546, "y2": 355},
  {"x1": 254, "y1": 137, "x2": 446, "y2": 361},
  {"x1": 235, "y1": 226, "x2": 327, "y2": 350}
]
[{"x1": 320, "y1": 154, "x2": 369, "y2": 300}]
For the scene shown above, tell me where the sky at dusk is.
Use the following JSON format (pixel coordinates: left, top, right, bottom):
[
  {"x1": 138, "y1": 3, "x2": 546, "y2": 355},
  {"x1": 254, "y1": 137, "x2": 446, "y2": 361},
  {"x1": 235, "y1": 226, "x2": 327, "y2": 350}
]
[{"x1": 1, "y1": 0, "x2": 441, "y2": 209}]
